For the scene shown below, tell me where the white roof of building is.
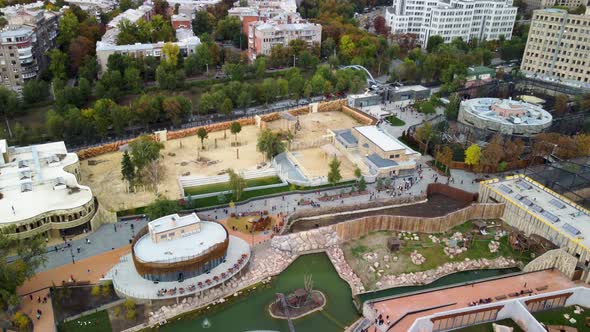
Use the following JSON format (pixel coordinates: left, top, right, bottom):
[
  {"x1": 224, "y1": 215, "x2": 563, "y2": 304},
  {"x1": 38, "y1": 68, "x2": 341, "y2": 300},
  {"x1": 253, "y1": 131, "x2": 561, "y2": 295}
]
[
  {"x1": 148, "y1": 213, "x2": 200, "y2": 234},
  {"x1": 485, "y1": 176, "x2": 590, "y2": 249},
  {"x1": 107, "y1": 4, "x2": 153, "y2": 28},
  {"x1": 394, "y1": 85, "x2": 429, "y2": 92},
  {"x1": 0, "y1": 141, "x2": 93, "y2": 224},
  {"x1": 136, "y1": 217, "x2": 227, "y2": 263},
  {"x1": 355, "y1": 126, "x2": 409, "y2": 152},
  {"x1": 461, "y1": 98, "x2": 552, "y2": 127}
]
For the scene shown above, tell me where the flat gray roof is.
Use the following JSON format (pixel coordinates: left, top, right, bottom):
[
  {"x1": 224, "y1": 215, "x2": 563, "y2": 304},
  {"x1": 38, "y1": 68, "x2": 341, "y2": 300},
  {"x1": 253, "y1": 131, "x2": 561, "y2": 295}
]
[{"x1": 484, "y1": 175, "x2": 590, "y2": 249}]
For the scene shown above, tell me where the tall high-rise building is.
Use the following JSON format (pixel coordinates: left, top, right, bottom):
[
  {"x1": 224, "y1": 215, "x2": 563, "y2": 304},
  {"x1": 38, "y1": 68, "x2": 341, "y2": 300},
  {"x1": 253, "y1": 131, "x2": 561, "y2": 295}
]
[
  {"x1": 521, "y1": 8, "x2": 590, "y2": 88},
  {"x1": 386, "y1": 0, "x2": 517, "y2": 48},
  {"x1": 0, "y1": 6, "x2": 59, "y2": 91}
]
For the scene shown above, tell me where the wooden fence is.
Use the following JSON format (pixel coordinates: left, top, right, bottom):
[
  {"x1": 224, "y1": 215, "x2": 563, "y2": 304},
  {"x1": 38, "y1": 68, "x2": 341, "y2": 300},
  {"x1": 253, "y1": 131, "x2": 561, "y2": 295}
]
[{"x1": 331, "y1": 203, "x2": 505, "y2": 242}]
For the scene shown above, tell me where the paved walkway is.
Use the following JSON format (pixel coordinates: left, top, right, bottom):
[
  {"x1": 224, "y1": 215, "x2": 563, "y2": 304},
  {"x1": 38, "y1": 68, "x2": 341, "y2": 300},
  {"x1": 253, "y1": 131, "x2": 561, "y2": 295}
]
[
  {"x1": 17, "y1": 246, "x2": 131, "y2": 332},
  {"x1": 32, "y1": 156, "x2": 479, "y2": 274},
  {"x1": 369, "y1": 269, "x2": 580, "y2": 332}
]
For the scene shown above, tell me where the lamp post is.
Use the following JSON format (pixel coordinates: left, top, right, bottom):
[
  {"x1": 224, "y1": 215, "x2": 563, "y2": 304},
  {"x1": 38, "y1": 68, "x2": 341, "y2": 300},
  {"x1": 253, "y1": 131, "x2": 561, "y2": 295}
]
[{"x1": 69, "y1": 246, "x2": 75, "y2": 264}]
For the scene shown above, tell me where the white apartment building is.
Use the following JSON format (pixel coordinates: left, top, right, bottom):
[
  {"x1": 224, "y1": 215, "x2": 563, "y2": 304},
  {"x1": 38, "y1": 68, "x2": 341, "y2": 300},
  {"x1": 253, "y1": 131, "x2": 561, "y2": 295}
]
[
  {"x1": 228, "y1": 0, "x2": 297, "y2": 21},
  {"x1": 521, "y1": 8, "x2": 590, "y2": 89},
  {"x1": 96, "y1": 2, "x2": 201, "y2": 72},
  {"x1": 386, "y1": 0, "x2": 517, "y2": 48}
]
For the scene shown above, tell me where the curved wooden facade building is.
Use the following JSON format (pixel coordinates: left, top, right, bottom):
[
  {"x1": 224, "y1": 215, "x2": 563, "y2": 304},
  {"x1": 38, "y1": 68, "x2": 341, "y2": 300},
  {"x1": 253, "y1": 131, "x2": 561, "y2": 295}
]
[{"x1": 131, "y1": 222, "x2": 230, "y2": 282}]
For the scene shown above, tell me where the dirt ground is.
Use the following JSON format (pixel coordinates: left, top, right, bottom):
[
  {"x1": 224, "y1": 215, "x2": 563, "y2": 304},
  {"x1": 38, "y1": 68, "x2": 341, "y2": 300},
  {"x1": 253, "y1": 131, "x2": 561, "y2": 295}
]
[
  {"x1": 293, "y1": 111, "x2": 361, "y2": 140},
  {"x1": 82, "y1": 111, "x2": 363, "y2": 212},
  {"x1": 80, "y1": 126, "x2": 265, "y2": 211},
  {"x1": 291, "y1": 193, "x2": 469, "y2": 232},
  {"x1": 291, "y1": 148, "x2": 356, "y2": 179},
  {"x1": 342, "y1": 231, "x2": 415, "y2": 289}
]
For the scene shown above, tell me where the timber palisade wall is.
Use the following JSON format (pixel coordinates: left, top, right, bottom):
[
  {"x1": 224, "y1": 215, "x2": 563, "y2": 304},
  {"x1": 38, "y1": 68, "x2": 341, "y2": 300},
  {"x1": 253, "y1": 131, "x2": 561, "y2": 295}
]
[{"x1": 332, "y1": 203, "x2": 504, "y2": 242}]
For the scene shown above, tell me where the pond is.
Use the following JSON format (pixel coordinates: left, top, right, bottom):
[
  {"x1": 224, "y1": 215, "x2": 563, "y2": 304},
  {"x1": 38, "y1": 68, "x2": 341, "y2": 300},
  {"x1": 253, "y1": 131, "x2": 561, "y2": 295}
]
[
  {"x1": 356, "y1": 267, "x2": 522, "y2": 304},
  {"x1": 160, "y1": 253, "x2": 360, "y2": 332},
  {"x1": 159, "y1": 255, "x2": 520, "y2": 332}
]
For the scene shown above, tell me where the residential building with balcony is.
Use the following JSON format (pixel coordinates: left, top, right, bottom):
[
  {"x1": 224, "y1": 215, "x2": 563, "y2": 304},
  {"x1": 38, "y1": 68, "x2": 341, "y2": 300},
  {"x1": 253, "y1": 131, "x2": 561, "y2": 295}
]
[
  {"x1": 520, "y1": 8, "x2": 590, "y2": 90},
  {"x1": 96, "y1": 2, "x2": 201, "y2": 72},
  {"x1": 0, "y1": 140, "x2": 102, "y2": 240},
  {"x1": 0, "y1": 6, "x2": 59, "y2": 91},
  {"x1": 385, "y1": 0, "x2": 517, "y2": 48},
  {"x1": 229, "y1": 0, "x2": 297, "y2": 35},
  {"x1": 247, "y1": 12, "x2": 321, "y2": 60},
  {"x1": 522, "y1": 0, "x2": 586, "y2": 11}
]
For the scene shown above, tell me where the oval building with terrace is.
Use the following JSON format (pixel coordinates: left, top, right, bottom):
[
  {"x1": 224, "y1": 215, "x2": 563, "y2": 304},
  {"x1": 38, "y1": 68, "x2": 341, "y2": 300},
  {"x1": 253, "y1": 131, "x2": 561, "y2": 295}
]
[
  {"x1": 458, "y1": 98, "x2": 552, "y2": 136},
  {"x1": 0, "y1": 139, "x2": 109, "y2": 240},
  {"x1": 109, "y1": 213, "x2": 250, "y2": 301}
]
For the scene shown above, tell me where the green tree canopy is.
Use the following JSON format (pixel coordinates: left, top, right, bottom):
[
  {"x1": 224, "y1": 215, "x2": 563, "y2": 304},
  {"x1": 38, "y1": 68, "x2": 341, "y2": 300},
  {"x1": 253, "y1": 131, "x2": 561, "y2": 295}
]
[
  {"x1": 0, "y1": 231, "x2": 46, "y2": 310},
  {"x1": 129, "y1": 135, "x2": 163, "y2": 174},
  {"x1": 145, "y1": 198, "x2": 181, "y2": 220},
  {"x1": 256, "y1": 129, "x2": 286, "y2": 161},
  {"x1": 327, "y1": 156, "x2": 342, "y2": 185}
]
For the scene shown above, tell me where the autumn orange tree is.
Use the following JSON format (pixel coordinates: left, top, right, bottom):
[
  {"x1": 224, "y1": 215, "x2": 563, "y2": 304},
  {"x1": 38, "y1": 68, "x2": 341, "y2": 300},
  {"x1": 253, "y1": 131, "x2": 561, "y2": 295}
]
[{"x1": 481, "y1": 134, "x2": 505, "y2": 170}]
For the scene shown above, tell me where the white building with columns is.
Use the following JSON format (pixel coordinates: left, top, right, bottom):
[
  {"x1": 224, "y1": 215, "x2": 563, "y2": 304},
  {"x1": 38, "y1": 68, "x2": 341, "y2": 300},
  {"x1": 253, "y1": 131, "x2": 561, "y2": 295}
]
[{"x1": 385, "y1": 0, "x2": 517, "y2": 48}]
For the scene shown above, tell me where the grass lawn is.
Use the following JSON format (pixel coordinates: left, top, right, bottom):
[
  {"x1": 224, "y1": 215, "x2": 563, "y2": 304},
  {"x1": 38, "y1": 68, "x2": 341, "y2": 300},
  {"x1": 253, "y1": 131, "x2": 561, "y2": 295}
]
[
  {"x1": 386, "y1": 115, "x2": 406, "y2": 126},
  {"x1": 227, "y1": 215, "x2": 276, "y2": 234},
  {"x1": 188, "y1": 180, "x2": 356, "y2": 209},
  {"x1": 532, "y1": 306, "x2": 589, "y2": 330},
  {"x1": 342, "y1": 221, "x2": 534, "y2": 289},
  {"x1": 57, "y1": 310, "x2": 112, "y2": 332},
  {"x1": 184, "y1": 176, "x2": 283, "y2": 196},
  {"x1": 454, "y1": 319, "x2": 524, "y2": 332}
]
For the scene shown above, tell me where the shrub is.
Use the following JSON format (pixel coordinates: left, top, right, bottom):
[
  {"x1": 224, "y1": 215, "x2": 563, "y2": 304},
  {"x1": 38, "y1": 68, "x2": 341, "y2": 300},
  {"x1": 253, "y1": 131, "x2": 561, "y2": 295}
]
[
  {"x1": 114, "y1": 306, "x2": 122, "y2": 317},
  {"x1": 91, "y1": 285, "x2": 101, "y2": 297},
  {"x1": 124, "y1": 298, "x2": 136, "y2": 311},
  {"x1": 101, "y1": 282, "x2": 112, "y2": 297},
  {"x1": 12, "y1": 311, "x2": 30, "y2": 331},
  {"x1": 125, "y1": 309, "x2": 136, "y2": 320}
]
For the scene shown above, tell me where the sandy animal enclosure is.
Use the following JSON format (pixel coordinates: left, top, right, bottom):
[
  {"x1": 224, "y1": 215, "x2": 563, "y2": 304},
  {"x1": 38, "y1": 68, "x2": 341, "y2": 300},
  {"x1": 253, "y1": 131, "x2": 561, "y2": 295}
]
[
  {"x1": 267, "y1": 111, "x2": 362, "y2": 141},
  {"x1": 80, "y1": 126, "x2": 265, "y2": 211},
  {"x1": 291, "y1": 148, "x2": 357, "y2": 180},
  {"x1": 82, "y1": 111, "x2": 363, "y2": 212}
]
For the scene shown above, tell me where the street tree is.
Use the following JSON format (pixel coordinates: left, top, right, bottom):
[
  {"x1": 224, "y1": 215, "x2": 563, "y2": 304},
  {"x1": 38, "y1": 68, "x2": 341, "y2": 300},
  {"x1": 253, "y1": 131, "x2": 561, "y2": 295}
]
[
  {"x1": 415, "y1": 122, "x2": 434, "y2": 155},
  {"x1": 0, "y1": 231, "x2": 46, "y2": 310},
  {"x1": 145, "y1": 198, "x2": 181, "y2": 220},
  {"x1": 481, "y1": 134, "x2": 505, "y2": 167},
  {"x1": 256, "y1": 129, "x2": 286, "y2": 161},
  {"x1": 228, "y1": 168, "x2": 246, "y2": 201},
  {"x1": 142, "y1": 159, "x2": 165, "y2": 195},
  {"x1": 464, "y1": 144, "x2": 481, "y2": 167},
  {"x1": 0, "y1": 87, "x2": 21, "y2": 138},
  {"x1": 121, "y1": 151, "x2": 135, "y2": 187},
  {"x1": 220, "y1": 98, "x2": 233, "y2": 118},
  {"x1": 230, "y1": 121, "x2": 242, "y2": 145},
  {"x1": 327, "y1": 156, "x2": 342, "y2": 186},
  {"x1": 197, "y1": 127, "x2": 208, "y2": 150},
  {"x1": 555, "y1": 94, "x2": 569, "y2": 114},
  {"x1": 504, "y1": 138, "x2": 525, "y2": 162},
  {"x1": 435, "y1": 145, "x2": 453, "y2": 174},
  {"x1": 129, "y1": 135, "x2": 163, "y2": 176}
]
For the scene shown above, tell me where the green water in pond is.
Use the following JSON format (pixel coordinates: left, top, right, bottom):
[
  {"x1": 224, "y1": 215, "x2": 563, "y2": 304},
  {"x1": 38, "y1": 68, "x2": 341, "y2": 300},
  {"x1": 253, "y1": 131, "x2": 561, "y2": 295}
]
[
  {"x1": 159, "y1": 254, "x2": 520, "y2": 332},
  {"x1": 160, "y1": 253, "x2": 360, "y2": 332},
  {"x1": 357, "y1": 267, "x2": 521, "y2": 304}
]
